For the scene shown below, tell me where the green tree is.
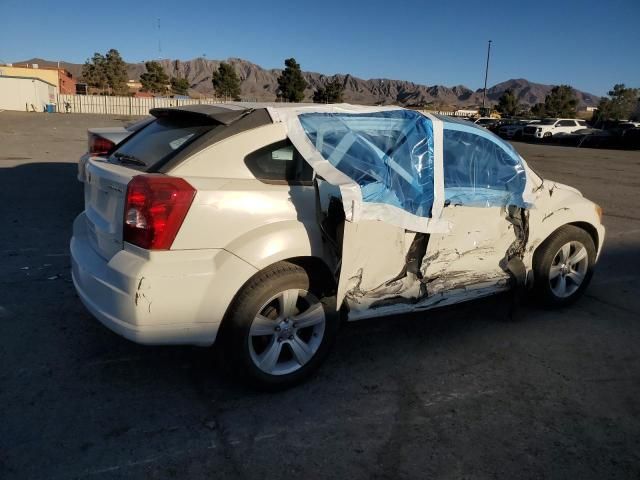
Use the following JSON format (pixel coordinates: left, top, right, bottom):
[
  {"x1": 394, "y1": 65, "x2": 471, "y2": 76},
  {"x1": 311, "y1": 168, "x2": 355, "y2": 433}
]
[
  {"x1": 211, "y1": 62, "x2": 241, "y2": 100},
  {"x1": 81, "y1": 49, "x2": 128, "y2": 95},
  {"x1": 81, "y1": 53, "x2": 108, "y2": 92},
  {"x1": 277, "y1": 58, "x2": 308, "y2": 102},
  {"x1": 496, "y1": 89, "x2": 519, "y2": 116},
  {"x1": 140, "y1": 61, "x2": 169, "y2": 94},
  {"x1": 593, "y1": 84, "x2": 640, "y2": 122},
  {"x1": 313, "y1": 77, "x2": 345, "y2": 103},
  {"x1": 171, "y1": 77, "x2": 190, "y2": 95},
  {"x1": 531, "y1": 102, "x2": 546, "y2": 118},
  {"x1": 633, "y1": 103, "x2": 640, "y2": 122},
  {"x1": 543, "y1": 85, "x2": 578, "y2": 117},
  {"x1": 104, "y1": 49, "x2": 128, "y2": 95}
]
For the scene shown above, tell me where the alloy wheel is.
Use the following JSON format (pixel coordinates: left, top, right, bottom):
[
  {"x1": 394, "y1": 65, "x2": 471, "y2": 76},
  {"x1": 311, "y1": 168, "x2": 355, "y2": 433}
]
[
  {"x1": 248, "y1": 289, "x2": 326, "y2": 376},
  {"x1": 549, "y1": 241, "x2": 589, "y2": 298}
]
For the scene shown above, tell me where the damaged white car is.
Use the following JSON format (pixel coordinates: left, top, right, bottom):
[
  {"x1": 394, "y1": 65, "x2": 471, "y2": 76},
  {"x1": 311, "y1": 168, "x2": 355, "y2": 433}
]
[{"x1": 71, "y1": 104, "x2": 605, "y2": 389}]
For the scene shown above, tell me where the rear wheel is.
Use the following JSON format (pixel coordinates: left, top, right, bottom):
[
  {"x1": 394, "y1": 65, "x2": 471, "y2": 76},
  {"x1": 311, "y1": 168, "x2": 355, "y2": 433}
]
[
  {"x1": 222, "y1": 261, "x2": 338, "y2": 390},
  {"x1": 533, "y1": 225, "x2": 595, "y2": 307}
]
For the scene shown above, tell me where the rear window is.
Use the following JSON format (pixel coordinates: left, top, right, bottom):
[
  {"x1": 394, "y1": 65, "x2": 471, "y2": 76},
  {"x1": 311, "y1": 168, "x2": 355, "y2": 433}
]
[{"x1": 109, "y1": 116, "x2": 216, "y2": 170}]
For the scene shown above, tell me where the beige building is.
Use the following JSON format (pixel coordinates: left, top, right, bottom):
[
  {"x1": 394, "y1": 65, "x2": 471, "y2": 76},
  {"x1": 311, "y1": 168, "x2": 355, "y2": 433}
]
[
  {"x1": 0, "y1": 64, "x2": 76, "y2": 94},
  {"x1": 127, "y1": 80, "x2": 143, "y2": 91}
]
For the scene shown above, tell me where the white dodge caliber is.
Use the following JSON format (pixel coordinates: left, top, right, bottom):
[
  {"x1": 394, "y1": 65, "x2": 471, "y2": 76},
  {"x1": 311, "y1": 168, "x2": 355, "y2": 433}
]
[{"x1": 71, "y1": 104, "x2": 605, "y2": 389}]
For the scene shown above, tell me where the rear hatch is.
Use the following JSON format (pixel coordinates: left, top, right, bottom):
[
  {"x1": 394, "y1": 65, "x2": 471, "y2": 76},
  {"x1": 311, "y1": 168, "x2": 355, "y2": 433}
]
[
  {"x1": 82, "y1": 111, "x2": 226, "y2": 260},
  {"x1": 84, "y1": 160, "x2": 136, "y2": 260}
]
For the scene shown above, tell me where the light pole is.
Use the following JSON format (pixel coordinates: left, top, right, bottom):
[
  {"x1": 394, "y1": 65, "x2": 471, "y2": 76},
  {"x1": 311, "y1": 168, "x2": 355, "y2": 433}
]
[{"x1": 481, "y1": 40, "x2": 492, "y2": 111}]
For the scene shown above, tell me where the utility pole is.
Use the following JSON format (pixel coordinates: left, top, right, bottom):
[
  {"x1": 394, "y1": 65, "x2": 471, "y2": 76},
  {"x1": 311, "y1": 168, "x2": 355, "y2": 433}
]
[{"x1": 482, "y1": 40, "x2": 492, "y2": 110}]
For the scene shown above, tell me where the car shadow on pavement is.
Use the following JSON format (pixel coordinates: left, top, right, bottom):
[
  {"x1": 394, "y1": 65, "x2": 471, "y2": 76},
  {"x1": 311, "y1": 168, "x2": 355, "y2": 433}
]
[{"x1": 0, "y1": 162, "x2": 84, "y2": 253}]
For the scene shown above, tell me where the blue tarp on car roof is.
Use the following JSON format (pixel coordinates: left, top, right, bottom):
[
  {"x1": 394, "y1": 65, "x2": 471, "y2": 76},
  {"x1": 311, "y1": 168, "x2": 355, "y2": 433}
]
[
  {"x1": 434, "y1": 114, "x2": 528, "y2": 208},
  {"x1": 299, "y1": 110, "x2": 436, "y2": 219},
  {"x1": 272, "y1": 105, "x2": 533, "y2": 233}
]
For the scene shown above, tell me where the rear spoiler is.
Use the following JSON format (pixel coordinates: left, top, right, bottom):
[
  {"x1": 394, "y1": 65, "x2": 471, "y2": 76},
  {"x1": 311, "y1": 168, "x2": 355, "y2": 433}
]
[{"x1": 149, "y1": 104, "x2": 254, "y2": 126}]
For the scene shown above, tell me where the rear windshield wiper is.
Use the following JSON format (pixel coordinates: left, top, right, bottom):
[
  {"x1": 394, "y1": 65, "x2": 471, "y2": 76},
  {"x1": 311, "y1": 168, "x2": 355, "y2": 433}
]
[{"x1": 113, "y1": 152, "x2": 146, "y2": 167}]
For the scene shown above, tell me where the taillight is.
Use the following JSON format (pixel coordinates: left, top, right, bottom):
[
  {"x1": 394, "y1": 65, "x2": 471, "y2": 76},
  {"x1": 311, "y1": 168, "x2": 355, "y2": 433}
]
[
  {"x1": 123, "y1": 175, "x2": 196, "y2": 250},
  {"x1": 88, "y1": 133, "x2": 115, "y2": 156}
]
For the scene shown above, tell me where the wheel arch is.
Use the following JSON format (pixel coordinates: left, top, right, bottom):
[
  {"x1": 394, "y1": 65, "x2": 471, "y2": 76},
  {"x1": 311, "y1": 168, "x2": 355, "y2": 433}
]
[
  {"x1": 217, "y1": 256, "x2": 336, "y2": 340},
  {"x1": 568, "y1": 221, "x2": 599, "y2": 251},
  {"x1": 532, "y1": 222, "x2": 599, "y2": 266}
]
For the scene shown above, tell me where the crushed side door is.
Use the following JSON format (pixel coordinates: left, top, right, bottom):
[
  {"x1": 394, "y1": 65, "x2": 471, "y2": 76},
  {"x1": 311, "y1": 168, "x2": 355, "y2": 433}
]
[{"x1": 271, "y1": 106, "x2": 535, "y2": 318}]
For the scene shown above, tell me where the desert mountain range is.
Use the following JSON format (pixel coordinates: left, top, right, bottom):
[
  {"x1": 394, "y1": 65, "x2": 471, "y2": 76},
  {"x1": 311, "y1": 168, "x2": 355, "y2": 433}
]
[{"x1": 21, "y1": 57, "x2": 600, "y2": 108}]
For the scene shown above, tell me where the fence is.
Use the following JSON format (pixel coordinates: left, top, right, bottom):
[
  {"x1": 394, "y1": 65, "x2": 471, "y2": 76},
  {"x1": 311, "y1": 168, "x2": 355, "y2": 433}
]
[
  {"x1": 53, "y1": 95, "x2": 478, "y2": 118},
  {"x1": 55, "y1": 94, "x2": 224, "y2": 116}
]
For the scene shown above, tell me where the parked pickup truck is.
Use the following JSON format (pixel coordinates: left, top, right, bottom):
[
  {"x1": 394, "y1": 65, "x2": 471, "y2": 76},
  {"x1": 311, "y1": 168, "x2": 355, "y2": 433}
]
[{"x1": 523, "y1": 118, "x2": 588, "y2": 140}]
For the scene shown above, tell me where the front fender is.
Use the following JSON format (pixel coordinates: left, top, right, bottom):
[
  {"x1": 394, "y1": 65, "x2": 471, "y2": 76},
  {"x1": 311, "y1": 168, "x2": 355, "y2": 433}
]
[{"x1": 524, "y1": 185, "x2": 604, "y2": 267}]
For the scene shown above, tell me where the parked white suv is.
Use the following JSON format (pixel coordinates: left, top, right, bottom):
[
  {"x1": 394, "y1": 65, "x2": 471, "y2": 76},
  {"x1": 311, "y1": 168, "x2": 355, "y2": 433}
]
[
  {"x1": 523, "y1": 118, "x2": 588, "y2": 139},
  {"x1": 71, "y1": 104, "x2": 605, "y2": 389}
]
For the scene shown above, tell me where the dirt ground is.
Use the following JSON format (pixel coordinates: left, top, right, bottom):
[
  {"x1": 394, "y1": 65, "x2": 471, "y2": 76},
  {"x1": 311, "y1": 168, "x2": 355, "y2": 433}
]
[{"x1": 1, "y1": 111, "x2": 639, "y2": 479}]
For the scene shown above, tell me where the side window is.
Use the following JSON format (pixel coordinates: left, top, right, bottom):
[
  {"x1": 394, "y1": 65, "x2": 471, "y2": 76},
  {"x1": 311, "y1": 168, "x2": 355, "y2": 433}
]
[
  {"x1": 298, "y1": 111, "x2": 436, "y2": 218},
  {"x1": 578, "y1": 120, "x2": 588, "y2": 127},
  {"x1": 244, "y1": 140, "x2": 314, "y2": 185},
  {"x1": 558, "y1": 120, "x2": 576, "y2": 127},
  {"x1": 443, "y1": 129, "x2": 527, "y2": 207}
]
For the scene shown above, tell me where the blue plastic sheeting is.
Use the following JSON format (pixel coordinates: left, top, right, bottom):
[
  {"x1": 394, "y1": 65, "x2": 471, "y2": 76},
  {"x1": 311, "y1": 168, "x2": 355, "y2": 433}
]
[
  {"x1": 436, "y1": 115, "x2": 528, "y2": 208},
  {"x1": 299, "y1": 110, "x2": 435, "y2": 218}
]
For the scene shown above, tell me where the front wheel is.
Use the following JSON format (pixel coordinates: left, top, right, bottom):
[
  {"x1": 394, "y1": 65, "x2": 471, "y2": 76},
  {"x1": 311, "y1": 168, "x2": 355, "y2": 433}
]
[
  {"x1": 222, "y1": 261, "x2": 338, "y2": 390},
  {"x1": 533, "y1": 225, "x2": 596, "y2": 307}
]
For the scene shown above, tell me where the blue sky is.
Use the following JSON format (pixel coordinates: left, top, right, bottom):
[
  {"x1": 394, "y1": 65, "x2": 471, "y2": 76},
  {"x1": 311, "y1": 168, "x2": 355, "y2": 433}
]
[{"x1": 1, "y1": 0, "x2": 637, "y2": 95}]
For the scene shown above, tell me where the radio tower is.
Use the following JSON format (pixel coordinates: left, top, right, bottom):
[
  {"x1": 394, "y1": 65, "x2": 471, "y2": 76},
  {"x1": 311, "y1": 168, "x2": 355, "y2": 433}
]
[{"x1": 157, "y1": 18, "x2": 162, "y2": 58}]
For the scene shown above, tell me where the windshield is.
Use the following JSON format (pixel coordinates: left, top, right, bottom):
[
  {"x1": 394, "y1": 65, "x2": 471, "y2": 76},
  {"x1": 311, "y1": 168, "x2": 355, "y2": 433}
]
[
  {"x1": 109, "y1": 116, "x2": 216, "y2": 170},
  {"x1": 540, "y1": 118, "x2": 557, "y2": 125}
]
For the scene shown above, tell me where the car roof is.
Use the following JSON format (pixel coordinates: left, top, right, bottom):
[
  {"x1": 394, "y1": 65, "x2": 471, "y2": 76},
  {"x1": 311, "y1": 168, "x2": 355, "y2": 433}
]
[
  {"x1": 150, "y1": 103, "x2": 253, "y2": 125},
  {"x1": 151, "y1": 104, "x2": 521, "y2": 175},
  {"x1": 150, "y1": 102, "x2": 383, "y2": 121}
]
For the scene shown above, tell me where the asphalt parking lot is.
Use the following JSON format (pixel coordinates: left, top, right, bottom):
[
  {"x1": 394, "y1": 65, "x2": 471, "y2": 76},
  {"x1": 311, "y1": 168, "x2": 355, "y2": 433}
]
[{"x1": 1, "y1": 111, "x2": 639, "y2": 479}]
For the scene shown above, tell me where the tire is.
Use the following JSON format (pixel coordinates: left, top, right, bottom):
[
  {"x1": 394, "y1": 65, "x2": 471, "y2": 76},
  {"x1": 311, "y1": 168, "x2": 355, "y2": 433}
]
[
  {"x1": 533, "y1": 225, "x2": 596, "y2": 307},
  {"x1": 221, "y1": 261, "x2": 339, "y2": 390}
]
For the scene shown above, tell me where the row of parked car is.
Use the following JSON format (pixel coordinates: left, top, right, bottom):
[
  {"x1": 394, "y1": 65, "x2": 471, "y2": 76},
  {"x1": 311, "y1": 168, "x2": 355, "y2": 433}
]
[{"x1": 469, "y1": 116, "x2": 640, "y2": 149}]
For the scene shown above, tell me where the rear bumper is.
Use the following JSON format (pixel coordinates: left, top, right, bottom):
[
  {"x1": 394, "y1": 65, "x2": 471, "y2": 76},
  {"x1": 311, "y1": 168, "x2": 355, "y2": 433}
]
[
  {"x1": 78, "y1": 153, "x2": 90, "y2": 182},
  {"x1": 70, "y1": 213, "x2": 257, "y2": 346}
]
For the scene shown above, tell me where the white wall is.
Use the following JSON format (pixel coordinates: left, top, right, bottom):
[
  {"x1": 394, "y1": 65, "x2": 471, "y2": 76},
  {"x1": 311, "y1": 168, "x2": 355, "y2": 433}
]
[{"x1": 0, "y1": 77, "x2": 57, "y2": 111}]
